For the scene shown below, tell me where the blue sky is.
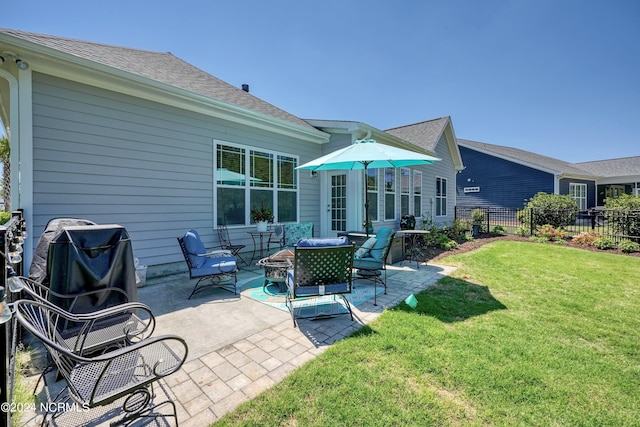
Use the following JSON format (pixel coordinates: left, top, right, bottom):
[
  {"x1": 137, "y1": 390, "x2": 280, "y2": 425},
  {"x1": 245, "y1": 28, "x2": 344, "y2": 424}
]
[{"x1": 3, "y1": 0, "x2": 639, "y2": 163}]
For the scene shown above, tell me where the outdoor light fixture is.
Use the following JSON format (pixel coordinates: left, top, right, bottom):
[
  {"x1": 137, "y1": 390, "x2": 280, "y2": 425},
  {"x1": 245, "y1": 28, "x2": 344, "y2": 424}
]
[
  {"x1": 16, "y1": 59, "x2": 29, "y2": 70},
  {"x1": 6, "y1": 266, "x2": 25, "y2": 293}
]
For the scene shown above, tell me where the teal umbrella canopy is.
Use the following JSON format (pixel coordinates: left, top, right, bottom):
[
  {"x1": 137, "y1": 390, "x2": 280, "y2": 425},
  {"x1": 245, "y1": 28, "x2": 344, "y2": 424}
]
[
  {"x1": 296, "y1": 139, "x2": 440, "y2": 235},
  {"x1": 296, "y1": 139, "x2": 440, "y2": 171}
]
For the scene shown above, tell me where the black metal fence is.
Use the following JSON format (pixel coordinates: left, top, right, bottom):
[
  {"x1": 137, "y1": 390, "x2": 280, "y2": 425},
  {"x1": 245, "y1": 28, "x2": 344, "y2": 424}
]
[{"x1": 455, "y1": 206, "x2": 640, "y2": 243}]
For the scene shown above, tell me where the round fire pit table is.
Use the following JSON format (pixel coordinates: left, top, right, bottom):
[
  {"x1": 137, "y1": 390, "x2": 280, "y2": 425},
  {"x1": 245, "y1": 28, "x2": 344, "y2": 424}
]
[{"x1": 257, "y1": 249, "x2": 294, "y2": 293}]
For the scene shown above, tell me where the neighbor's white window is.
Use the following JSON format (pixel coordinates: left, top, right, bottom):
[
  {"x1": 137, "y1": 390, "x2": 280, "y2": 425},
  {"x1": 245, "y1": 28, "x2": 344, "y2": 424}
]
[
  {"x1": 366, "y1": 168, "x2": 379, "y2": 222},
  {"x1": 436, "y1": 177, "x2": 447, "y2": 216},
  {"x1": 215, "y1": 141, "x2": 298, "y2": 226},
  {"x1": 384, "y1": 168, "x2": 396, "y2": 221},
  {"x1": 400, "y1": 168, "x2": 411, "y2": 216},
  {"x1": 413, "y1": 170, "x2": 422, "y2": 217},
  {"x1": 569, "y1": 183, "x2": 587, "y2": 211}
]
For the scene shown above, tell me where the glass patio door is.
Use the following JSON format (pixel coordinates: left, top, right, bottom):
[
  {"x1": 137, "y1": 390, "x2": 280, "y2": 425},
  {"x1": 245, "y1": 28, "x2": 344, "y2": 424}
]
[{"x1": 328, "y1": 172, "x2": 347, "y2": 233}]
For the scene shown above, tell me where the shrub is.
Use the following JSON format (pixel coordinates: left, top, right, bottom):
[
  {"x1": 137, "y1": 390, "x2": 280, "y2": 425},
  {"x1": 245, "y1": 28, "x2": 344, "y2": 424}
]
[
  {"x1": 594, "y1": 236, "x2": 616, "y2": 250},
  {"x1": 491, "y1": 225, "x2": 506, "y2": 235},
  {"x1": 0, "y1": 211, "x2": 11, "y2": 225},
  {"x1": 572, "y1": 231, "x2": 601, "y2": 246},
  {"x1": 536, "y1": 224, "x2": 569, "y2": 241},
  {"x1": 471, "y1": 209, "x2": 485, "y2": 224},
  {"x1": 518, "y1": 192, "x2": 578, "y2": 228},
  {"x1": 460, "y1": 233, "x2": 474, "y2": 242},
  {"x1": 514, "y1": 226, "x2": 529, "y2": 237},
  {"x1": 618, "y1": 239, "x2": 640, "y2": 253},
  {"x1": 604, "y1": 194, "x2": 640, "y2": 240},
  {"x1": 438, "y1": 234, "x2": 458, "y2": 250}
]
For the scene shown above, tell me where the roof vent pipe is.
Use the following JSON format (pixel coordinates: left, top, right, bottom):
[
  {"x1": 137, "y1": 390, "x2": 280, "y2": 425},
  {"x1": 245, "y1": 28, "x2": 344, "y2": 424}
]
[{"x1": 241, "y1": 84, "x2": 249, "y2": 92}]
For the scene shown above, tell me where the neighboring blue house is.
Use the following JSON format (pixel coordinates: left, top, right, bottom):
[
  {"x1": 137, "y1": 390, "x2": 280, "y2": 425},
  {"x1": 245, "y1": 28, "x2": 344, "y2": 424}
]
[
  {"x1": 457, "y1": 139, "x2": 639, "y2": 210},
  {"x1": 573, "y1": 157, "x2": 640, "y2": 205},
  {"x1": 457, "y1": 139, "x2": 598, "y2": 209}
]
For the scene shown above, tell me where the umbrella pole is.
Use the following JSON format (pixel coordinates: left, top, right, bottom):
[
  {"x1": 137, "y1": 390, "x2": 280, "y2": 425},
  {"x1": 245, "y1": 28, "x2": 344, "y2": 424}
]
[{"x1": 364, "y1": 165, "x2": 370, "y2": 237}]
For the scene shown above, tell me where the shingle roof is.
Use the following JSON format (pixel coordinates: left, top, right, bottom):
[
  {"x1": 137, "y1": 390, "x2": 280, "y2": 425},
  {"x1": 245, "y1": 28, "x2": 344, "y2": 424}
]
[
  {"x1": 574, "y1": 157, "x2": 640, "y2": 177},
  {"x1": 457, "y1": 139, "x2": 594, "y2": 177},
  {"x1": 0, "y1": 28, "x2": 313, "y2": 129},
  {"x1": 384, "y1": 117, "x2": 450, "y2": 152}
]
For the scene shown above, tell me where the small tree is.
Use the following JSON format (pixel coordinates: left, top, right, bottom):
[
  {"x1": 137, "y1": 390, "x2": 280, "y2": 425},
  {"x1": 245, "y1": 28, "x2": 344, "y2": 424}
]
[
  {"x1": 0, "y1": 136, "x2": 9, "y2": 212},
  {"x1": 517, "y1": 192, "x2": 578, "y2": 229}
]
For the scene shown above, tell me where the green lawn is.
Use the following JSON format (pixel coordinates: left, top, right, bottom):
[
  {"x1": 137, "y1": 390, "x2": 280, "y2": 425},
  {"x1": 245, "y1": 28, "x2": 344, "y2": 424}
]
[{"x1": 213, "y1": 241, "x2": 640, "y2": 426}]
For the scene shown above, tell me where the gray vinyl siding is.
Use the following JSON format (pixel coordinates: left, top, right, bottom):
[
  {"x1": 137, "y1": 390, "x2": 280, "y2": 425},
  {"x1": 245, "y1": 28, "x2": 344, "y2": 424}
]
[
  {"x1": 424, "y1": 133, "x2": 457, "y2": 227},
  {"x1": 31, "y1": 73, "x2": 321, "y2": 273}
]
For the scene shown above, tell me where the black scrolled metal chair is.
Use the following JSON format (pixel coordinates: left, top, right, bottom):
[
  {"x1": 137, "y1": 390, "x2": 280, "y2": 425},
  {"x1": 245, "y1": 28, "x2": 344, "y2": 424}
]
[
  {"x1": 178, "y1": 229, "x2": 238, "y2": 299},
  {"x1": 14, "y1": 299, "x2": 188, "y2": 427},
  {"x1": 15, "y1": 275, "x2": 156, "y2": 355},
  {"x1": 285, "y1": 237, "x2": 355, "y2": 327},
  {"x1": 352, "y1": 227, "x2": 396, "y2": 306},
  {"x1": 216, "y1": 224, "x2": 249, "y2": 266},
  {"x1": 266, "y1": 222, "x2": 285, "y2": 254}
]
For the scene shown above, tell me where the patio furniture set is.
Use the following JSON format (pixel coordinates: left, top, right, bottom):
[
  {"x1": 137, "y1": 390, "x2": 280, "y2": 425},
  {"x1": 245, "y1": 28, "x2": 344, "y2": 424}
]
[{"x1": 9, "y1": 220, "x2": 189, "y2": 427}]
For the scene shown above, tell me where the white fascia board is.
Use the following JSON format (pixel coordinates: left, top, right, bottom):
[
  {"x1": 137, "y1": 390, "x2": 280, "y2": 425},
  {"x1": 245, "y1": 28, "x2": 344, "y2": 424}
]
[
  {"x1": 305, "y1": 119, "x2": 437, "y2": 156},
  {"x1": 596, "y1": 175, "x2": 640, "y2": 185},
  {"x1": 7, "y1": 40, "x2": 329, "y2": 144}
]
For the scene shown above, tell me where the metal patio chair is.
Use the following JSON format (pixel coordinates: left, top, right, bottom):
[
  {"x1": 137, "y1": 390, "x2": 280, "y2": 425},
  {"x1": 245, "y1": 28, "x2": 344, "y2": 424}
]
[
  {"x1": 285, "y1": 238, "x2": 355, "y2": 327},
  {"x1": 14, "y1": 299, "x2": 188, "y2": 427},
  {"x1": 15, "y1": 275, "x2": 156, "y2": 355},
  {"x1": 216, "y1": 224, "x2": 249, "y2": 266},
  {"x1": 178, "y1": 229, "x2": 238, "y2": 299},
  {"x1": 352, "y1": 227, "x2": 396, "y2": 305}
]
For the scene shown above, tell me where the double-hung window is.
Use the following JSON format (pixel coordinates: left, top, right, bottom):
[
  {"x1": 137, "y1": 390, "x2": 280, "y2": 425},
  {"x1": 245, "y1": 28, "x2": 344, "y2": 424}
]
[
  {"x1": 215, "y1": 141, "x2": 297, "y2": 226},
  {"x1": 413, "y1": 170, "x2": 422, "y2": 217},
  {"x1": 400, "y1": 168, "x2": 411, "y2": 216},
  {"x1": 366, "y1": 168, "x2": 379, "y2": 223},
  {"x1": 436, "y1": 177, "x2": 447, "y2": 216},
  {"x1": 384, "y1": 168, "x2": 396, "y2": 221}
]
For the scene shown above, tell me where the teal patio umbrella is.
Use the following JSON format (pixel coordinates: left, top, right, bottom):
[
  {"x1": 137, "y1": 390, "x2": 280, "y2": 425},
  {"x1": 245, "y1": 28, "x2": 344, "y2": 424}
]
[{"x1": 296, "y1": 139, "x2": 440, "y2": 233}]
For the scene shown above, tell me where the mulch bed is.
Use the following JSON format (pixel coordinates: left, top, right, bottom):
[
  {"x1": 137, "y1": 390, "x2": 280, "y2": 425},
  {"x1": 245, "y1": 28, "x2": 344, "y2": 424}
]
[{"x1": 424, "y1": 233, "x2": 640, "y2": 264}]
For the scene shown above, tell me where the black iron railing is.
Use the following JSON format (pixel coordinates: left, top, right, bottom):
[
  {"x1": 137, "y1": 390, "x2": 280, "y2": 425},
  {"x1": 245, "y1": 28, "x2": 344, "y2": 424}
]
[{"x1": 455, "y1": 206, "x2": 640, "y2": 243}]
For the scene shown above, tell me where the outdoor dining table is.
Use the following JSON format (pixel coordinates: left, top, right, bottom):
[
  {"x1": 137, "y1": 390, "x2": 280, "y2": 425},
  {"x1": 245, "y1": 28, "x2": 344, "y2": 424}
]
[
  {"x1": 397, "y1": 229, "x2": 430, "y2": 268},
  {"x1": 248, "y1": 230, "x2": 273, "y2": 262}
]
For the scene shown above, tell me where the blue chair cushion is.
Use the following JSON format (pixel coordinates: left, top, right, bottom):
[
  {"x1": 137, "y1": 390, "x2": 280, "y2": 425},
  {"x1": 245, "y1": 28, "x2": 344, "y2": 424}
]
[
  {"x1": 183, "y1": 229, "x2": 207, "y2": 268},
  {"x1": 355, "y1": 237, "x2": 377, "y2": 258},
  {"x1": 191, "y1": 255, "x2": 237, "y2": 277},
  {"x1": 353, "y1": 257, "x2": 383, "y2": 270},
  {"x1": 296, "y1": 237, "x2": 348, "y2": 247},
  {"x1": 369, "y1": 227, "x2": 393, "y2": 261},
  {"x1": 286, "y1": 269, "x2": 350, "y2": 296}
]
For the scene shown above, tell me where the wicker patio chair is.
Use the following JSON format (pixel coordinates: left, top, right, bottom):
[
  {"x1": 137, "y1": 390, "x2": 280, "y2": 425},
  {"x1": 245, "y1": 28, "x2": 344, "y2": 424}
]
[
  {"x1": 14, "y1": 299, "x2": 188, "y2": 427},
  {"x1": 178, "y1": 229, "x2": 238, "y2": 299}
]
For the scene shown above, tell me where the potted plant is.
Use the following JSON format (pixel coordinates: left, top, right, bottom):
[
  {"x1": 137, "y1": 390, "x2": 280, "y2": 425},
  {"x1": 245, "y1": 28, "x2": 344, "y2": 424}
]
[
  {"x1": 471, "y1": 209, "x2": 485, "y2": 236},
  {"x1": 362, "y1": 219, "x2": 374, "y2": 234},
  {"x1": 251, "y1": 205, "x2": 273, "y2": 232}
]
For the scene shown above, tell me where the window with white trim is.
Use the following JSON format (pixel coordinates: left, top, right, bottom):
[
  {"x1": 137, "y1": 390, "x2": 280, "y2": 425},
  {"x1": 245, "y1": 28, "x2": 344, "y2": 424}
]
[
  {"x1": 413, "y1": 170, "x2": 422, "y2": 217},
  {"x1": 400, "y1": 168, "x2": 411, "y2": 216},
  {"x1": 215, "y1": 142, "x2": 297, "y2": 226},
  {"x1": 436, "y1": 177, "x2": 447, "y2": 216},
  {"x1": 366, "y1": 168, "x2": 379, "y2": 222},
  {"x1": 384, "y1": 168, "x2": 396, "y2": 221},
  {"x1": 569, "y1": 183, "x2": 587, "y2": 211}
]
